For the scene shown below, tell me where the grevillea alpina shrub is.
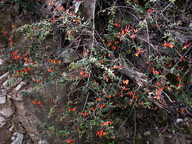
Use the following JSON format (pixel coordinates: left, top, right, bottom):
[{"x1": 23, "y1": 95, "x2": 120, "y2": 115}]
[{"x1": 2, "y1": 0, "x2": 192, "y2": 143}]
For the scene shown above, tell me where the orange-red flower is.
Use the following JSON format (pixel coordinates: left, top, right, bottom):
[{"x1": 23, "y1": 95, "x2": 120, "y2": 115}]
[
  {"x1": 114, "y1": 41, "x2": 119, "y2": 44},
  {"x1": 96, "y1": 130, "x2": 107, "y2": 137},
  {"x1": 47, "y1": 69, "x2": 53, "y2": 72},
  {"x1": 33, "y1": 101, "x2": 42, "y2": 106},
  {"x1": 12, "y1": 56, "x2": 21, "y2": 60},
  {"x1": 68, "y1": 108, "x2": 76, "y2": 111},
  {"x1": 182, "y1": 42, "x2": 191, "y2": 50},
  {"x1": 66, "y1": 139, "x2": 75, "y2": 143},
  {"x1": 12, "y1": 51, "x2": 18, "y2": 55},
  {"x1": 113, "y1": 65, "x2": 120, "y2": 69},
  {"x1": 73, "y1": 18, "x2": 80, "y2": 23},
  {"x1": 147, "y1": 9, "x2": 153, "y2": 13},
  {"x1": 163, "y1": 42, "x2": 174, "y2": 48},
  {"x1": 131, "y1": 34, "x2": 136, "y2": 39},
  {"x1": 134, "y1": 52, "x2": 140, "y2": 57},
  {"x1": 79, "y1": 71, "x2": 89, "y2": 78},
  {"x1": 99, "y1": 60, "x2": 103, "y2": 63},
  {"x1": 57, "y1": 5, "x2": 63, "y2": 10},
  {"x1": 114, "y1": 22, "x2": 121, "y2": 27},
  {"x1": 179, "y1": 108, "x2": 185, "y2": 114},
  {"x1": 81, "y1": 112, "x2": 89, "y2": 116},
  {"x1": 100, "y1": 121, "x2": 112, "y2": 125},
  {"x1": 48, "y1": 2, "x2": 54, "y2": 5},
  {"x1": 50, "y1": 59, "x2": 56, "y2": 63},
  {"x1": 2, "y1": 31, "x2": 8, "y2": 35},
  {"x1": 123, "y1": 80, "x2": 129, "y2": 85},
  {"x1": 9, "y1": 38, "x2": 13, "y2": 46},
  {"x1": 105, "y1": 95, "x2": 111, "y2": 98},
  {"x1": 57, "y1": 60, "x2": 62, "y2": 63},
  {"x1": 33, "y1": 79, "x2": 41, "y2": 83},
  {"x1": 107, "y1": 42, "x2": 112, "y2": 47},
  {"x1": 152, "y1": 70, "x2": 159, "y2": 75},
  {"x1": 111, "y1": 45, "x2": 116, "y2": 50},
  {"x1": 99, "y1": 104, "x2": 105, "y2": 108},
  {"x1": 150, "y1": 68, "x2": 159, "y2": 75},
  {"x1": 22, "y1": 57, "x2": 28, "y2": 61},
  {"x1": 24, "y1": 67, "x2": 30, "y2": 74},
  {"x1": 96, "y1": 98, "x2": 101, "y2": 101},
  {"x1": 51, "y1": 99, "x2": 55, "y2": 103},
  {"x1": 177, "y1": 75, "x2": 181, "y2": 82},
  {"x1": 155, "y1": 87, "x2": 166, "y2": 99},
  {"x1": 121, "y1": 29, "x2": 125, "y2": 35},
  {"x1": 134, "y1": 49, "x2": 146, "y2": 56}
]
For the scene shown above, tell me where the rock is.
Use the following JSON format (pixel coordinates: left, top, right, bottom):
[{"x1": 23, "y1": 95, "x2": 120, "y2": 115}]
[
  {"x1": 0, "y1": 95, "x2": 6, "y2": 104},
  {"x1": 0, "y1": 58, "x2": 3, "y2": 65},
  {"x1": 38, "y1": 140, "x2": 49, "y2": 144},
  {"x1": 11, "y1": 132, "x2": 23, "y2": 144},
  {"x1": 9, "y1": 125, "x2": 14, "y2": 131},
  {"x1": 0, "y1": 103, "x2": 14, "y2": 117},
  {"x1": 2, "y1": 77, "x2": 22, "y2": 91},
  {"x1": 12, "y1": 81, "x2": 27, "y2": 101},
  {"x1": 0, "y1": 89, "x2": 6, "y2": 104},
  {"x1": 176, "y1": 118, "x2": 183, "y2": 123},
  {"x1": 0, "y1": 116, "x2": 6, "y2": 128},
  {"x1": 144, "y1": 131, "x2": 151, "y2": 136},
  {"x1": 61, "y1": 49, "x2": 80, "y2": 63},
  {"x1": 0, "y1": 72, "x2": 9, "y2": 85}
]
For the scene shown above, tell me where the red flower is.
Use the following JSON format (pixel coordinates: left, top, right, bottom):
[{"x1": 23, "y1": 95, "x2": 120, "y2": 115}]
[
  {"x1": 182, "y1": 42, "x2": 191, "y2": 50},
  {"x1": 121, "y1": 29, "x2": 125, "y2": 35},
  {"x1": 100, "y1": 121, "x2": 112, "y2": 125},
  {"x1": 50, "y1": 59, "x2": 56, "y2": 63},
  {"x1": 33, "y1": 79, "x2": 41, "y2": 83},
  {"x1": 24, "y1": 67, "x2": 30, "y2": 74},
  {"x1": 113, "y1": 65, "x2": 120, "y2": 69},
  {"x1": 68, "y1": 108, "x2": 76, "y2": 111},
  {"x1": 155, "y1": 87, "x2": 166, "y2": 99},
  {"x1": 2, "y1": 31, "x2": 8, "y2": 35},
  {"x1": 147, "y1": 9, "x2": 153, "y2": 13},
  {"x1": 179, "y1": 108, "x2": 185, "y2": 114},
  {"x1": 96, "y1": 98, "x2": 101, "y2": 101},
  {"x1": 105, "y1": 95, "x2": 111, "y2": 98},
  {"x1": 81, "y1": 112, "x2": 89, "y2": 116},
  {"x1": 131, "y1": 34, "x2": 136, "y2": 39},
  {"x1": 79, "y1": 71, "x2": 89, "y2": 78},
  {"x1": 99, "y1": 60, "x2": 103, "y2": 63},
  {"x1": 47, "y1": 69, "x2": 53, "y2": 72},
  {"x1": 33, "y1": 101, "x2": 42, "y2": 106},
  {"x1": 123, "y1": 80, "x2": 129, "y2": 85},
  {"x1": 163, "y1": 42, "x2": 174, "y2": 48},
  {"x1": 111, "y1": 45, "x2": 116, "y2": 50},
  {"x1": 114, "y1": 41, "x2": 119, "y2": 44},
  {"x1": 12, "y1": 51, "x2": 18, "y2": 55},
  {"x1": 66, "y1": 139, "x2": 75, "y2": 143},
  {"x1": 57, "y1": 60, "x2": 62, "y2": 63},
  {"x1": 152, "y1": 70, "x2": 159, "y2": 75},
  {"x1": 51, "y1": 99, "x2": 55, "y2": 103},
  {"x1": 50, "y1": 18, "x2": 56, "y2": 23},
  {"x1": 9, "y1": 38, "x2": 13, "y2": 46},
  {"x1": 96, "y1": 130, "x2": 107, "y2": 137},
  {"x1": 114, "y1": 22, "x2": 120, "y2": 27},
  {"x1": 107, "y1": 42, "x2": 112, "y2": 47},
  {"x1": 12, "y1": 56, "x2": 21, "y2": 60},
  {"x1": 57, "y1": 5, "x2": 63, "y2": 10},
  {"x1": 48, "y1": 2, "x2": 54, "y2": 5},
  {"x1": 99, "y1": 104, "x2": 105, "y2": 108}
]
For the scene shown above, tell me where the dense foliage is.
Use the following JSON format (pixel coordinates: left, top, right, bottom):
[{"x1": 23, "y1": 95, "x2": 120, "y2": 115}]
[{"x1": 1, "y1": 0, "x2": 191, "y2": 143}]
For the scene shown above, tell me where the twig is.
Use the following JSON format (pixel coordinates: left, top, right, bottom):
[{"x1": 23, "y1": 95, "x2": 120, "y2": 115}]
[
  {"x1": 82, "y1": 92, "x2": 89, "y2": 112},
  {"x1": 120, "y1": 105, "x2": 134, "y2": 127}
]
